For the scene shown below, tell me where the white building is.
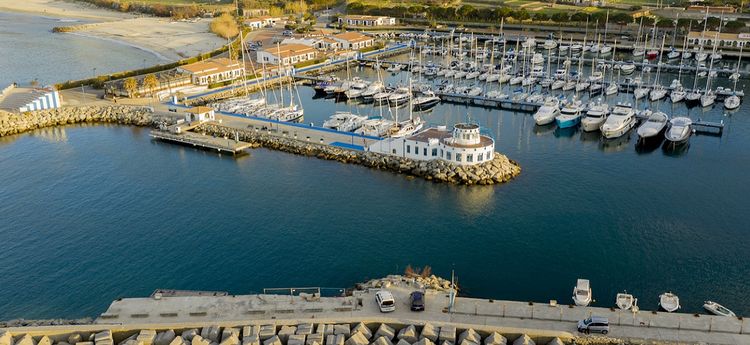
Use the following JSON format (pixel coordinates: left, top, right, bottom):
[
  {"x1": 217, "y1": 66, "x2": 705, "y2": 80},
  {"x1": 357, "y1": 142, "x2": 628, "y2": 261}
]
[
  {"x1": 687, "y1": 31, "x2": 750, "y2": 48},
  {"x1": 244, "y1": 16, "x2": 284, "y2": 29},
  {"x1": 338, "y1": 15, "x2": 396, "y2": 27},
  {"x1": 367, "y1": 124, "x2": 495, "y2": 166},
  {"x1": 184, "y1": 106, "x2": 215, "y2": 122},
  {"x1": 177, "y1": 58, "x2": 245, "y2": 86},
  {"x1": 256, "y1": 44, "x2": 317, "y2": 66},
  {"x1": 331, "y1": 32, "x2": 375, "y2": 50}
]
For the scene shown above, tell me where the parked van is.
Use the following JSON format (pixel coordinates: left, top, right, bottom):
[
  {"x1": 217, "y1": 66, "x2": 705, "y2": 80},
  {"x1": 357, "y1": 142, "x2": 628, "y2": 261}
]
[
  {"x1": 577, "y1": 316, "x2": 609, "y2": 334},
  {"x1": 375, "y1": 291, "x2": 396, "y2": 313}
]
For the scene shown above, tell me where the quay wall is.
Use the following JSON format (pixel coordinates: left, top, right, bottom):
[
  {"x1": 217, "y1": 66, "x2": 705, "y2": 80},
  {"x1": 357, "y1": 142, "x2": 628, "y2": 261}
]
[{"x1": 195, "y1": 123, "x2": 521, "y2": 185}]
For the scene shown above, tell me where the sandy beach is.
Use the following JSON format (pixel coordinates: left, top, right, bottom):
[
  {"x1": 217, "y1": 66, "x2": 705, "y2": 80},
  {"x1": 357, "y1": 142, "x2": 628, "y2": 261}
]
[{"x1": 0, "y1": 0, "x2": 227, "y2": 62}]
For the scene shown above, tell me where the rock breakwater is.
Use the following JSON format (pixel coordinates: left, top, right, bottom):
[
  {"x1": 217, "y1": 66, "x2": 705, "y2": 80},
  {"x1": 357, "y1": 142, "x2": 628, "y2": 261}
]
[
  {"x1": 0, "y1": 106, "x2": 157, "y2": 137},
  {"x1": 196, "y1": 124, "x2": 521, "y2": 185}
]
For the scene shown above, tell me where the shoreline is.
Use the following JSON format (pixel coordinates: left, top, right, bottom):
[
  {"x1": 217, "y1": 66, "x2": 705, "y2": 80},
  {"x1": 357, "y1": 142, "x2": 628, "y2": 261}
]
[
  {"x1": 0, "y1": 0, "x2": 132, "y2": 21},
  {"x1": 67, "y1": 31, "x2": 173, "y2": 62}
]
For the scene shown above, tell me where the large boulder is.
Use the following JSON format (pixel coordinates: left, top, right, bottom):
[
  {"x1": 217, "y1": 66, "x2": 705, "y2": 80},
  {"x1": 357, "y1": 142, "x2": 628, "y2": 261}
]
[
  {"x1": 192, "y1": 336, "x2": 210, "y2": 345},
  {"x1": 333, "y1": 325, "x2": 350, "y2": 337},
  {"x1": 201, "y1": 327, "x2": 220, "y2": 343},
  {"x1": 154, "y1": 331, "x2": 176, "y2": 345},
  {"x1": 168, "y1": 338, "x2": 187, "y2": 345},
  {"x1": 457, "y1": 330, "x2": 480, "y2": 345},
  {"x1": 182, "y1": 330, "x2": 199, "y2": 341},
  {"x1": 0, "y1": 332, "x2": 11, "y2": 345},
  {"x1": 277, "y1": 326, "x2": 297, "y2": 343},
  {"x1": 351, "y1": 323, "x2": 371, "y2": 340},
  {"x1": 219, "y1": 335, "x2": 239, "y2": 345},
  {"x1": 259, "y1": 325, "x2": 276, "y2": 341},
  {"x1": 419, "y1": 324, "x2": 438, "y2": 342},
  {"x1": 511, "y1": 336, "x2": 533, "y2": 345},
  {"x1": 483, "y1": 333, "x2": 506, "y2": 345},
  {"x1": 37, "y1": 336, "x2": 52, "y2": 345},
  {"x1": 138, "y1": 331, "x2": 157, "y2": 345},
  {"x1": 222, "y1": 329, "x2": 240, "y2": 342},
  {"x1": 262, "y1": 336, "x2": 281, "y2": 345},
  {"x1": 370, "y1": 337, "x2": 392, "y2": 345},
  {"x1": 296, "y1": 324, "x2": 314, "y2": 336},
  {"x1": 287, "y1": 335, "x2": 306, "y2": 345},
  {"x1": 373, "y1": 325, "x2": 394, "y2": 341},
  {"x1": 438, "y1": 327, "x2": 456, "y2": 345},
  {"x1": 15, "y1": 335, "x2": 34, "y2": 345}
]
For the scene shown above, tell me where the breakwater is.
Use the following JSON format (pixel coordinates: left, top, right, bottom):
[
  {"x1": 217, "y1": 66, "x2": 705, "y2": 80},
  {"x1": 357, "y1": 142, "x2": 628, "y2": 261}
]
[
  {"x1": 195, "y1": 123, "x2": 521, "y2": 185},
  {"x1": 0, "y1": 106, "x2": 158, "y2": 137}
]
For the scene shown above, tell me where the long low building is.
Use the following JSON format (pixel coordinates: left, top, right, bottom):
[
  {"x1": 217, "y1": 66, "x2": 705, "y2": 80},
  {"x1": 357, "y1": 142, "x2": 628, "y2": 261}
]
[
  {"x1": 256, "y1": 44, "x2": 317, "y2": 66},
  {"x1": 339, "y1": 15, "x2": 396, "y2": 27},
  {"x1": 367, "y1": 123, "x2": 495, "y2": 166},
  {"x1": 177, "y1": 58, "x2": 245, "y2": 86},
  {"x1": 687, "y1": 31, "x2": 750, "y2": 49}
]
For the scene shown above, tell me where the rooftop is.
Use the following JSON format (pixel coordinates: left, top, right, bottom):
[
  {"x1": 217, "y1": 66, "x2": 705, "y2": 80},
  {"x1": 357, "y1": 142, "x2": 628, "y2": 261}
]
[
  {"x1": 185, "y1": 106, "x2": 214, "y2": 114},
  {"x1": 264, "y1": 44, "x2": 317, "y2": 58},
  {"x1": 332, "y1": 32, "x2": 372, "y2": 43},
  {"x1": 408, "y1": 128, "x2": 494, "y2": 149},
  {"x1": 180, "y1": 58, "x2": 244, "y2": 76}
]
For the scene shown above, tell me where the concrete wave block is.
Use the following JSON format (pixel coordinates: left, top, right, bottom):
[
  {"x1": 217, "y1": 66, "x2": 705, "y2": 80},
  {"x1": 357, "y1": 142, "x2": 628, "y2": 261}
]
[
  {"x1": 16, "y1": 335, "x2": 35, "y2": 345},
  {"x1": 459, "y1": 340, "x2": 477, "y2": 345},
  {"x1": 182, "y1": 330, "x2": 199, "y2": 341},
  {"x1": 222, "y1": 329, "x2": 240, "y2": 342},
  {"x1": 94, "y1": 332, "x2": 112, "y2": 344},
  {"x1": 373, "y1": 325, "x2": 394, "y2": 341},
  {"x1": 219, "y1": 334, "x2": 239, "y2": 345},
  {"x1": 154, "y1": 331, "x2": 176, "y2": 345},
  {"x1": 483, "y1": 333, "x2": 506, "y2": 345},
  {"x1": 333, "y1": 325, "x2": 350, "y2": 337},
  {"x1": 0, "y1": 332, "x2": 11, "y2": 345},
  {"x1": 287, "y1": 335, "x2": 306, "y2": 345},
  {"x1": 412, "y1": 338, "x2": 433, "y2": 345},
  {"x1": 438, "y1": 341, "x2": 452, "y2": 345},
  {"x1": 168, "y1": 337, "x2": 186, "y2": 345},
  {"x1": 242, "y1": 327, "x2": 259, "y2": 338},
  {"x1": 370, "y1": 337, "x2": 392, "y2": 345},
  {"x1": 120, "y1": 340, "x2": 142, "y2": 345},
  {"x1": 192, "y1": 336, "x2": 210, "y2": 345},
  {"x1": 511, "y1": 336, "x2": 533, "y2": 345},
  {"x1": 75, "y1": 342, "x2": 93, "y2": 345},
  {"x1": 306, "y1": 334, "x2": 323, "y2": 345},
  {"x1": 419, "y1": 324, "x2": 438, "y2": 342},
  {"x1": 37, "y1": 336, "x2": 52, "y2": 345},
  {"x1": 396, "y1": 326, "x2": 417, "y2": 344},
  {"x1": 344, "y1": 332, "x2": 368, "y2": 345},
  {"x1": 545, "y1": 339, "x2": 562, "y2": 345},
  {"x1": 68, "y1": 335, "x2": 83, "y2": 345},
  {"x1": 241, "y1": 335, "x2": 259, "y2": 345},
  {"x1": 395, "y1": 340, "x2": 411, "y2": 345},
  {"x1": 438, "y1": 327, "x2": 456, "y2": 345},
  {"x1": 201, "y1": 327, "x2": 220, "y2": 343},
  {"x1": 259, "y1": 326, "x2": 276, "y2": 341},
  {"x1": 262, "y1": 336, "x2": 281, "y2": 345},
  {"x1": 315, "y1": 325, "x2": 331, "y2": 336},
  {"x1": 278, "y1": 326, "x2": 297, "y2": 343},
  {"x1": 138, "y1": 331, "x2": 157, "y2": 345},
  {"x1": 325, "y1": 335, "x2": 343, "y2": 345},
  {"x1": 351, "y1": 323, "x2": 371, "y2": 340},
  {"x1": 457, "y1": 330, "x2": 479, "y2": 345},
  {"x1": 296, "y1": 324, "x2": 314, "y2": 336}
]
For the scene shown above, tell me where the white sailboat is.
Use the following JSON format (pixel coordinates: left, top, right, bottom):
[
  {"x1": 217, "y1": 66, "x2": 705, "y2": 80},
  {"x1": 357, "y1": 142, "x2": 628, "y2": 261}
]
[{"x1": 725, "y1": 45, "x2": 742, "y2": 110}]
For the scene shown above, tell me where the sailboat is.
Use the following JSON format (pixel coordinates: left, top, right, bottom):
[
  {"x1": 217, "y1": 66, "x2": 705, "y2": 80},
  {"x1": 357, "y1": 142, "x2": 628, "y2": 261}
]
[
  {"x1": 725, "y1": 45, "x2": 743, "y2": 110},
  {"x1": 390, "y1": 78, "x2": 423, "y2": 138},
  {"x1": 649, "y1": 35, "x2": 668, "y2": 101},
  {"x1": 604, "y1": 41, "x2": 619, "y2": 95},
  {"x1": 700, "y1": 31, "x2": 719, "y2": 108}
]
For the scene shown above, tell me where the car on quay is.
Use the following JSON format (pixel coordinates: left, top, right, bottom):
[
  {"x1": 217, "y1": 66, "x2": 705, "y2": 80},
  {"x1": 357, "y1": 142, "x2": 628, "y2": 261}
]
[
  {"x1": 410, "y1": 291, "x2": 425, "y2": 311},
  {"x1": 577, "y1": 316, "x2": 609, "y2": 334},
  {"x1": 375, "y1": 290, "x2": 396, "y2": 313}
]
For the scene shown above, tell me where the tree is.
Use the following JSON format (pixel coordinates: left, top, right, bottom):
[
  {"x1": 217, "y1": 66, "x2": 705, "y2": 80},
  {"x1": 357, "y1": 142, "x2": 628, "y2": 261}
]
[
  {"x1": 124, "y1": 77, "x2": 138, "y2": 98},
  {"x1": 533, "y1": 13, "x2": 549, "y2": 22},
  {"x1": 724, "y1": 20, "x2": 746, "y2": 34},
  {"x1": 610, "y1": 12, "x2": 631, "y2": 26},
  {"x1": 571, "y1": 12, "x2": 588, "y2": 23},
  {"x1": 210, "y1": 13, "x2": 239, "y2": 39},
  {"x1": 551, "y1": 12, "x2": 569, "y2": 23},
  {"x1": 142, "y1": 74, "x2": 158, "y2": 96}
]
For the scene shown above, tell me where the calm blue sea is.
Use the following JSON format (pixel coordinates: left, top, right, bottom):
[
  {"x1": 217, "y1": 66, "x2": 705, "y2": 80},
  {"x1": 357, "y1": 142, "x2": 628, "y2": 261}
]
[{"x1": 1, "y1": 13, "x2": 749, "y2": 320}]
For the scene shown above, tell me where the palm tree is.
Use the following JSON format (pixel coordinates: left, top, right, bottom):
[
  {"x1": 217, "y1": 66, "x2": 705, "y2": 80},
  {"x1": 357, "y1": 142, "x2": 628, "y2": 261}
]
[
  {"x1": 142, "y1": 74, "x2": 159, "y2": 97},
  {"x1": 123, "y1": 77, "x2": 138, "y2": 98}
]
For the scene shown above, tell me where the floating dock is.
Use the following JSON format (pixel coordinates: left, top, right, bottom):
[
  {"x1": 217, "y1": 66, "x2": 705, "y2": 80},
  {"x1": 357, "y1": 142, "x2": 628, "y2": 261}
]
[{"x1": 150, "y1": 129, "x2": 254, "y2": 154}]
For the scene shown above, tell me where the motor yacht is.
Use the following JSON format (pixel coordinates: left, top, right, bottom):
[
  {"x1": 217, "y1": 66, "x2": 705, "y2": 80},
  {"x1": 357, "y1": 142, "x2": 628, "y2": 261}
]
[
  {"x1": 533, "y1": 98, "x2": 561, "y2": 125},
  {"x1": 581, "y1": 99, "x2": 610, "y2": 132},
  {"x1": 556, "y1": 99, "x2": 585, "y2": 128},
  {"x1": 572, "y1": 279, "x2": 592, "y2": 307},
  {"x1": 665, "y1": 116, "x2": 692, "y2": 146},
  {"x1": 600, "y1": 103, "x2": 636, "y2": 139},
  {"x1": 412, "y1": 91, "x2": 441, "y2": 111},
  {"x1": 636, "y1": 111, "x2": 668, "y2": 145},
  {"x1": 703, "y1": 301, "x2": 736, "y2": 317}
]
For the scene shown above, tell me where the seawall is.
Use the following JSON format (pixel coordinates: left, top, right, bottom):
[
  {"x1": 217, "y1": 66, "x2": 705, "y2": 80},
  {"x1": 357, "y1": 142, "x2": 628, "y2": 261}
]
[
  {"x1": 195, "y1": 123, "x2": 521, "y2": 185},
  {"x1": 0, "y1": 106, "x2": 157, "y2": 137}
]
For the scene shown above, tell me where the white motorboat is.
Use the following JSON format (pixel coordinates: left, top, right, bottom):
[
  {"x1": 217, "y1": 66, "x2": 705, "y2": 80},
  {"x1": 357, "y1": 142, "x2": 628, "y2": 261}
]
[
  {"x1": 604, "y1": 83, "x2": 618, "y2": 95},
  {"x1": 412, "y1": 91, "x2": 441, "y2": 111},
  {"x1": 665, "y1": 117, "x2": 692, "y2": 145},
  {"x1": 562, "y1": 80, "x2": 576, "y2": 91},
  {"x1": 695, "y1": 52, "x2": 708, "y2": 62},
  {"x1": 531, "y1": 53, "x2": 544, "y2": 65},
  {"x1": 498, "y1": 73, "x2": 512, "y2": 84},
  {"x1": 388, "y1": 88, "x2": 411, "y2": 106},
  {"x1": 620, "y1": 63, "x2": 636, "y2": 75},
  {"x1": 533, "y1": 98, "x2": 561, "y2": 125},
  {"x1": 354, "y1": 118, "x2": 395, "y2": 137},
  {"x1": 485, "y1": 90, "x2": 508, "y2": 99},
  {"x1": 667, "y1": 49, "x2": 680, "y2": 60},
  {"x1": 543, "y1": 39, "x2": 557, "y2": 50},
  {"x1": 361, "y1": 82, "x2": 384, "y2": 100},
  {"x1": 636, "y1": 111, "x2": 668, "y2": 144},
  {"x1": 572, "y1": 279, "x2": 592, "y2": 307},
  {"x1": 633, "y1": 48, "x2": 645, "y2": 57},
  {"x1": 599, "y1": 45, "x2": 612, "y2": 55},
  {"x1": 386, "y1": 63, "x2": 403, "y2": 73},
  {"x1": 685, "y1": 90, "x2": 702, "y2": 103},
  {"x1": 551, "y1": 80, "x2": 565, "y2": 90},
  {"x1": 530, "y1": 66, "x2": 544, "y2": 78},
  {"x1": 554, "y1": 69, "x2": 567, "y2": 79},
  {"x1": 682, "y1": 51, "x2": 692, "y2": 60},
  {"x1": 509, "y1": 75, "x2": 524, "y2": 85},
  {"x1": 464, "y1": 86, "x2": 483, "y2": 97},
  {"x1": 581, "y1": 99, "x2": 609, "y2": 132},
  {"x1": 575, "y1": 81, "x2": 590, "y2": 92},
  {"x1": 454, "y1": 70, "x2": 467, "y2": 79},
  {"x1": 372, "y1": 91, "x2": 391, "y2": 106},
  {"x1": 724, "y1": 94, "x2": 741, "y2": 110},
  {"x1": 659, "y1": 292, "x2": 681, "y2": 313},
  {"x1": 601, "y1": 103, "x2": 636, "y2": 139},
  {"x1": 344, "y1": 80, "x2": 369, "y2": 99},
  {"x1": 588, "y1": 71, "x2": 604, "y2": 83},
  {"x1": 703, "y1": 301, "x2": 736, "y2": 317},
  {"x1": 465, "y1": 70, "x2": 480, "y2": 79},
  {"x1": 522, "y1": 77, "x2": 537, "y2": 86},
  {"x1": 616, "y1": 292, "x2": 636, "y2": 311}
]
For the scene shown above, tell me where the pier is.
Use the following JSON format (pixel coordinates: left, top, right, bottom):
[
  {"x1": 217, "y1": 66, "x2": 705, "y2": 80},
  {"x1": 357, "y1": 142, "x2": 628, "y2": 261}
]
[
  {"x1": 2, "y1": 276, "x2": 748, "y2": 345},
  {"x1": 149, "y1": 128, "x2": 255, "y2": 154}
]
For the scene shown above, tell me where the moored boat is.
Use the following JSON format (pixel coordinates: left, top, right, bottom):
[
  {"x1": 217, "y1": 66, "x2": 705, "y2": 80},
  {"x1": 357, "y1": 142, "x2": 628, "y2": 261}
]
[
  {"x1": 659, "y1": 292, "x2": 681, "y2": 312},
  {"x1": 636, "y1": 111, "x2": 668, "y2": 145},
  {"x1": 703, "y1": 301, "x2": 736, "y2": 317},
  {"x1": 665, "y1": 116, "x2": 692, "y2": 146},
  {"x1": 556, "y1": 99, "x2": 585, "y2": 128},
  {"x1": 572, "y1": 279, "x2": 592, "y2": 307},
  {"x1": 616, "y1": 292, "x2": 636, "y2": 311},
  {"x1": 600, "y1": 103, "x2": 636, "y2": 139}
]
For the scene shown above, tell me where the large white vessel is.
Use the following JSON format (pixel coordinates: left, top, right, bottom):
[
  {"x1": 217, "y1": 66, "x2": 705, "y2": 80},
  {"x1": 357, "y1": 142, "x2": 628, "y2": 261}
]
[
  {"x1": 572, "y1": 279, "x2": 592, "y2": 306},
  {"x1": 533, "y1": 98, "x2": 561, "y2": 125},
  {"x1": 581, "y1": 99, "x2": 610, "y2": 132},
  {"x1": 600, "y1": 103, "x2": 636, "y2": 139}
]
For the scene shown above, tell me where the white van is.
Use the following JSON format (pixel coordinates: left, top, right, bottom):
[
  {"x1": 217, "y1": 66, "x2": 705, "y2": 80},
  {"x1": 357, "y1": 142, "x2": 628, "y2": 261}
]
[{"x1": 375, "y1": 290, "x2": 396, "y2": 312}]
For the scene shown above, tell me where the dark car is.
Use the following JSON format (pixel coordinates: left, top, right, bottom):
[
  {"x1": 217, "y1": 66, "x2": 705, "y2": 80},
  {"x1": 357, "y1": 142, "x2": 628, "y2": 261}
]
[{"x1": 410, "y1": 291, "x2": 425, "y2": 311}]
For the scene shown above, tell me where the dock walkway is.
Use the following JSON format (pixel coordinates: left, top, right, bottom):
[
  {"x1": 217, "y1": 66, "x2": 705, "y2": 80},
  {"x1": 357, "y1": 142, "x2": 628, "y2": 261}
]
[{"x1": 150, "y1": 129, "x2": 254, "y2": 154}]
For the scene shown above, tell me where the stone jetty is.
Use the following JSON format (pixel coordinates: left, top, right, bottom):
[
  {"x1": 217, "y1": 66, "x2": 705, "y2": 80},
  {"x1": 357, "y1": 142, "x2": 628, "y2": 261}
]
[
  {"x1": 0, "y1": 106, "x2": 157, "y2": 137},
  {"x1": 196, "y1": 124, "x2": 521, "y2": 185}
]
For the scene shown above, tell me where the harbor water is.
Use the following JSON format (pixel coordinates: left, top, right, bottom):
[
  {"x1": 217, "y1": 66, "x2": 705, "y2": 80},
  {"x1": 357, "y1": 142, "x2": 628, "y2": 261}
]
[{"x1": 1, "y1": 22, "x2": 750, "y2": 320}]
